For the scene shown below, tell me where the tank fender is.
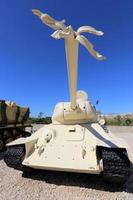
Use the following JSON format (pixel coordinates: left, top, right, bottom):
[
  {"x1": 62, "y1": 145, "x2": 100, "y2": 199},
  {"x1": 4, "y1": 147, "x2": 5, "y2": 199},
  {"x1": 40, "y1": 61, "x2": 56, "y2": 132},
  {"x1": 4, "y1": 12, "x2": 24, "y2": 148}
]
[
  {"x1": 6, "y1": 137, "x2": 37, "y2": 147},
  {"x1": 91, "y1": 123, "x2": 129, "y2": 149}
]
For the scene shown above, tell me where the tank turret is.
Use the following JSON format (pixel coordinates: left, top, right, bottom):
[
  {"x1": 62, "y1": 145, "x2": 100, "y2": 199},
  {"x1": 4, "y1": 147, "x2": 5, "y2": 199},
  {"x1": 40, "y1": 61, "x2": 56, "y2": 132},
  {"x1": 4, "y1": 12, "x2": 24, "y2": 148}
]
[{"x1": 52, "y1": 90, "x2": 98, "y2": 124}]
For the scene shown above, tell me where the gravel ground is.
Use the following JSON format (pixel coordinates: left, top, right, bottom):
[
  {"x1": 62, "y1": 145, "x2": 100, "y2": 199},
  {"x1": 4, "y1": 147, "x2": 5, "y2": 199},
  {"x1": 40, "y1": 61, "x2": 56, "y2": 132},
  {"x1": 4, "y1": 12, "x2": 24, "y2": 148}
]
[{"x1": 0, "y1": 125, "x2": 133, "y2": 200}]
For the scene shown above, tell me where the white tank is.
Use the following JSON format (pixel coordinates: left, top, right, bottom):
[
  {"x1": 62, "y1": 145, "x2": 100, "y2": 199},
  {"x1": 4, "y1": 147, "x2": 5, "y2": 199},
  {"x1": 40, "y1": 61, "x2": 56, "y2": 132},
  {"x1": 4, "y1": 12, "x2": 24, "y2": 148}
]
[{"x1": 4, "y1": 9, "x2": 131, "y2": 184}]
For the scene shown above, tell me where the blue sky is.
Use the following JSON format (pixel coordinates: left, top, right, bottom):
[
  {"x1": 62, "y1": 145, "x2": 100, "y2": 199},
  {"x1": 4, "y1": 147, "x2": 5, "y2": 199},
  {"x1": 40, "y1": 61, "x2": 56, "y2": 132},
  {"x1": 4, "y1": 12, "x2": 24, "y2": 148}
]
[{"x1": 0, "y1": 0, "x2": 133, "y2": 117}]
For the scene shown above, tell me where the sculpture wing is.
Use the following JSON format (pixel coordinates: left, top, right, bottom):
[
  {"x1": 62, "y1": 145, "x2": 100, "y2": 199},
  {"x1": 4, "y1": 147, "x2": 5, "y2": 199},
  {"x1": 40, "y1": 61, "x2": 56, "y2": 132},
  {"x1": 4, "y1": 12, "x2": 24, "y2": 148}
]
[
  {"x1": 76, "y1": 35, "x2": 106, "y2": 60},
  {"x1": 32, "y1": 9, "x2": 66, "y2": 30},
  {"x1": 77, "y1": 26, "x2": 104, "y2": 36},
  {"x1": 41, "y1": 14, "x2": 66, "y2": 30},
  {"x1": 51, "y1": 30, "x2": 69, "y2": 39},
  {"x1": 41, "y1": 14, "x2": 57, "y2": 26},
  {"x1": 32, "y1": 9, "x2": 42, "y2": 17}
]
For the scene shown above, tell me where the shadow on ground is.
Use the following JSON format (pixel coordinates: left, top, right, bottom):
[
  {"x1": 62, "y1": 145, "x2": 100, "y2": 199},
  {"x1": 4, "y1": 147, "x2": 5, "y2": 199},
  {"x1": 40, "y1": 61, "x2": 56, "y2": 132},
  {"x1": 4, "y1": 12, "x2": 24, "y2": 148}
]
[
  {"x1": 1, "y1": 151, "x2": 132, "y2": 193},
  {"x1": 22, "y1": 164, "x2": 133, "y2": 193}
]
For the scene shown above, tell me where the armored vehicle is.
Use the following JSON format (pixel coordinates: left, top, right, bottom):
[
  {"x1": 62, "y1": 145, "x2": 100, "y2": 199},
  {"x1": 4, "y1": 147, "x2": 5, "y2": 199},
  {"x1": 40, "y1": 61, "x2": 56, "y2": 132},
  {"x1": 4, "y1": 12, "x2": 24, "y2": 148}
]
[
  {"x1": 0, "y1": 100, "x2": 31, "y2": 151},
  {"x1": 4, "y1": 10, "x2": 131, "y2": 184}
]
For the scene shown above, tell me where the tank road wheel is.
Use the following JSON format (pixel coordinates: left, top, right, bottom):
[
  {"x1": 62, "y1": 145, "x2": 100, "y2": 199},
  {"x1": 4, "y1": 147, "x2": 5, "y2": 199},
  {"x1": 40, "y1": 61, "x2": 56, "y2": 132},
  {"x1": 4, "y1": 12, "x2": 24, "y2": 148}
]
[
  {"x1": 102, "y1": 148, "x2": 131, "y2": 184},
  {"x1": 4, "y1": 146, "x2": 25, "y2": 170}
]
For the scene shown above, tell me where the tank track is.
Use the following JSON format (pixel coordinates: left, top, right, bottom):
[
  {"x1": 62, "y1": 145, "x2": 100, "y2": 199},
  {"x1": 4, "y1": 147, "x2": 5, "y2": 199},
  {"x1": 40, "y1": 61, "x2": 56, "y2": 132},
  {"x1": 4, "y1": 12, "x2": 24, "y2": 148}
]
[
  {"x1": 4, "y1": 146, "x2": 25, "y2": 170},
  {"x1": 102, "y1": 148, "x2": 130, "y2": 184}
]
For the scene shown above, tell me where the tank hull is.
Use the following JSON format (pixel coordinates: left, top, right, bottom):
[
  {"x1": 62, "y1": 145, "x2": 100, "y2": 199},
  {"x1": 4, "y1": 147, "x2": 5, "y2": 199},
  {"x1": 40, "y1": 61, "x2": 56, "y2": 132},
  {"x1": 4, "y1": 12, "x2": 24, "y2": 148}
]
[{"x1": 6, "y1": 123, "x2": 129, "y2": 174}]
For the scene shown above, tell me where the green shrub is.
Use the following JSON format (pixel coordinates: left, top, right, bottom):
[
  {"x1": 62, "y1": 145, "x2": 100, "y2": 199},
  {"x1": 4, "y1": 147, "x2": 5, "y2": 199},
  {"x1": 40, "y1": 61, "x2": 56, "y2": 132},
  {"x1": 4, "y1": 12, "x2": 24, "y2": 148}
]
[
  {"x1": 28, "y1": 116, "x2": 52, "y2": 124},
  {"x1": 105, "y1": 116, "x2": 133, "y2": 126}
]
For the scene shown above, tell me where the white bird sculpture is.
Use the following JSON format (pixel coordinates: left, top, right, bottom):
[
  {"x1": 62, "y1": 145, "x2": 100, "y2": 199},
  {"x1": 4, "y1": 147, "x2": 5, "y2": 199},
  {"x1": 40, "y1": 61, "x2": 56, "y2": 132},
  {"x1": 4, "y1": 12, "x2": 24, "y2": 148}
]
[{"x1": 32, "y1": 9, "x2": 106, "y2": 109}]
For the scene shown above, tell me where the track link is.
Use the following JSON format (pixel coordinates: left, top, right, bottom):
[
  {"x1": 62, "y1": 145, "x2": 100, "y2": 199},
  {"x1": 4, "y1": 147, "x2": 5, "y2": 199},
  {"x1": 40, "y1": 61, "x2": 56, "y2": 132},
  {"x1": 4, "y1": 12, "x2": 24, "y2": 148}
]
[
  {"x1": 4, "y1": 146, "x2": 25, "y2": 170},
  {"x1": 102, "y1": 148, "x2": 131, "y2": 184}
]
